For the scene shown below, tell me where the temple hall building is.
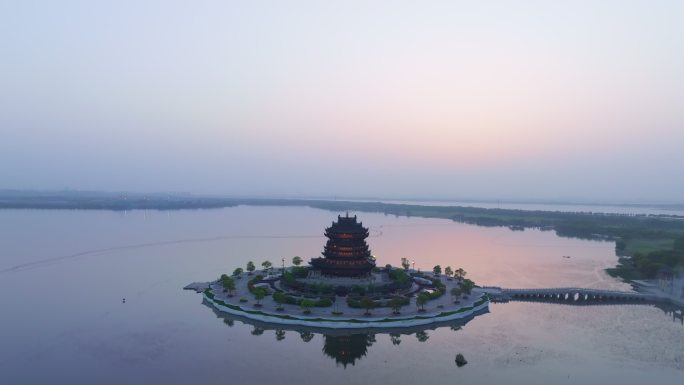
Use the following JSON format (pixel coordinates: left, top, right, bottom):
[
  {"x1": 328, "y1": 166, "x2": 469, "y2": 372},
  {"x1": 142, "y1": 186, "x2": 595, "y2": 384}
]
[{"x1": 309, "y1": 213, "x2": 376, "y2": 277}]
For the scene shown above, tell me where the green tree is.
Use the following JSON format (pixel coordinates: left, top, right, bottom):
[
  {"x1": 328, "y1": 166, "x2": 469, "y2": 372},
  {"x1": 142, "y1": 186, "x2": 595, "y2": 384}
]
[
  {"x1": 222, "y1": 275, "x2": 236, "y2": 296},
  {"x1": 450, "y1": 287, "x2": 462, "y2": 302},
  {"x1": 246, "y1": 261, "x2": 256, "y2": 275},
  {"x1": 389, "y1": 268, "x2": 410, "y2": 286},
  {"x1": 226, "y1": 280, "x2": 236, "y2": 296},
  {"x1": 300, "y1": 299, "x2": 315, "y2": 314},
  {"x1": 273, "y1": 292, "x2": 286, "y2": 311},
  {"x1": 416, "y1": 292, "x2": 429, "y2": 311},
  {"x1": 444, "y1": 266, "x2": 453, "y2": 279},
  {"x1": 360, "y1": 296, "x2": 376, "y2": 315},
  {"x1": 461, "y1": 279, "x2": 475, "y2": 295},
  {"x1": 232, "y1": 267, "x2": 243, "y2": 278},
  {"x1": 261, "y1": 260, "x2": 273, "y2": 271},
  {"x1": 455, "y1": 268, "x2": 466, "y2": 281},
  {"x1": 433, "y1": 265, "x2": 442, "y2": 276},
  {"x1": 389, "y1": 296, "x2": 404, "y2": 315},
  {"x1": 253, "y1": 287, "x2": 266, "y2": 306},
  {"x1": 292, "y1": 256, "x2": 303, "y2": 266}
]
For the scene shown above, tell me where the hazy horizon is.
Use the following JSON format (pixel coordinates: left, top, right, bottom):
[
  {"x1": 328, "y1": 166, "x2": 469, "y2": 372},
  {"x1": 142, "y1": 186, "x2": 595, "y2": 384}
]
[
  {"x1": 2, "y1": 1, "x2": 683, "y2": 202},
  {"x1": 4, "y1": 188, "x2": 684, "y2": 207}
]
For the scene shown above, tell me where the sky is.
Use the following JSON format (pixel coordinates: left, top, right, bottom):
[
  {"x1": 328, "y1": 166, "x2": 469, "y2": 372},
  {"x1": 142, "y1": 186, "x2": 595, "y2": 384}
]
[{"x1": 1, "y1": 1, "x2": 683, "y2": 202}]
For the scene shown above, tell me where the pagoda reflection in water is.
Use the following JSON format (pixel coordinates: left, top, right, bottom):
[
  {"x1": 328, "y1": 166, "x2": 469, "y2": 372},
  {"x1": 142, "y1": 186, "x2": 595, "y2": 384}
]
[{"x1": 322, "y1": 334, "x2": 376, "y2": 367}]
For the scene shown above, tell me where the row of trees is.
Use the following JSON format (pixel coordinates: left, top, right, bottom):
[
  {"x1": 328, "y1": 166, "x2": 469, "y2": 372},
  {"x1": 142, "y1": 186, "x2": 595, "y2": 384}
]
[
  {"x1": 237, "y1": 256, "x2": 307, "y2": 276},
  {"x1": 433, "y1": 265, "x2": 466, "y2": 280},
  {"x1": 252, "y1": 286, "x2": 479, "y2": 315},
  {"x1": 354, "y1": 290, "x2": 469, "y2": 315},
  {"x1": 449, "y1": 279, "x2": 475, "y2": 302},
  {"x1": 399, "y1": 258, "x2": 467, "y2": 282},
  {"x1": 356, "y1": 296, "x2": 408, "y2": 315},
  {"x1": 244, "y1": 282, "x2": 477, "y2": 315}
]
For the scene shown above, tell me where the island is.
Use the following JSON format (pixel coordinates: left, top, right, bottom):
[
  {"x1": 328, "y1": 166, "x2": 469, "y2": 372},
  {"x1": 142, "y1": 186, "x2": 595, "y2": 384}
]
[{"x1": 186, "y1": 214, "x2": 488, "y2": 328}]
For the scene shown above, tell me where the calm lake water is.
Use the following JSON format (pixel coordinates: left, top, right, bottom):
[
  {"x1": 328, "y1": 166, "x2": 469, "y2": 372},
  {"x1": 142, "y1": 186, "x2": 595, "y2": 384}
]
[{"x1": 1, "y1": 206, "x2": 682, "y2": 385}]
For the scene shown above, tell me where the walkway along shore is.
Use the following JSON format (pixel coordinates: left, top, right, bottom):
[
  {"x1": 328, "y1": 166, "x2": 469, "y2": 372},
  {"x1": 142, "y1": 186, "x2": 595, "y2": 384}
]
[
  {"x1": 186, "y1": 272, "x2": 683, "y2": 329},
  {"x1": 201, "y1": 289, "x2": 491, "y2": 329},
  {"x1": 186, "y1": 272, "x2": 491, "y2": 329}
]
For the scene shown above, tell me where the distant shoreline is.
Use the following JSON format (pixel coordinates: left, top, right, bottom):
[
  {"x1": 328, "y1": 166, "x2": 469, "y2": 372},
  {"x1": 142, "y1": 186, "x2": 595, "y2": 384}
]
[
  {"x1": 1, "y1": 193, "x2": 683, "y2": 217},
  {"x1": 2, "y1": 192, "x2": 683, "y2": 282},
  {"x1": 1, "y1": 190, "x2": 684, "y2": 213}
]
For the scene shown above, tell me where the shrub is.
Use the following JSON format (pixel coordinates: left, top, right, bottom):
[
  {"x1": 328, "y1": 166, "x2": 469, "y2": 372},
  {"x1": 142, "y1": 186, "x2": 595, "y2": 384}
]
[
  {"x1": 428, "y1": 278, "x2": 447, "y2": 299},
  {"x1": 291, "y1": 266, "x2": 309, "y2": 278},
  {"x1": 282, "y1": 271, "x2": 296, "y2": 285},
  {"x1": 316, "y1": 298, "x2": 333, "y2": 307},
  {"x1": 347, "y1": 297, "x2": 361, "y2": 308},
  {"x1": 306, "y1": 282, "x2": 334, "y2": 294},
  {"x1": 389, "y1": 268, "x2": 410, "y2": 283},
  {"x1": 351, "y1": 284, "x2": 366, "y2": 295},
  {"x1": 300, "y1": 299, "x2": 315, "y2": 314},
  {"x1": 247, "y1": 275, "x2": 268, "y2": 295}
]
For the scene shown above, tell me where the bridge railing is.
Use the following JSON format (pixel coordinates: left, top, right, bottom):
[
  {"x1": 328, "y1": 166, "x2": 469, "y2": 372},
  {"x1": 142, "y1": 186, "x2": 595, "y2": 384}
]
[{"x1": 501, "y1": 288, "x2": 644, "y2": 295}]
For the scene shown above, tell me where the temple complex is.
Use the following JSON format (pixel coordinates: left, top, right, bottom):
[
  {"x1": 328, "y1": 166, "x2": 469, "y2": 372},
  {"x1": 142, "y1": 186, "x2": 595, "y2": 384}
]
[
  {"x1": 189, "y1": 212, "x2": 491, "y2": 330},
  {"x1": 309, "y1": 213, "x2": 376, "y2": 277}
]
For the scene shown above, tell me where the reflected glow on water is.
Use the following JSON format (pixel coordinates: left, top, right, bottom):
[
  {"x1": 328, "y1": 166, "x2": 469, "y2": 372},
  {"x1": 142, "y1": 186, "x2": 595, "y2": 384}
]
[{"x1": 0, "y1": 207, "x2": 682, "y2": 385}]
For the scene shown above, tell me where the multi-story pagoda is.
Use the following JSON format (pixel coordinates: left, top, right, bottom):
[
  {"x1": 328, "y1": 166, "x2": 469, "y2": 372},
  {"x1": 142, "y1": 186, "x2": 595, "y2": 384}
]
[{"x1": 310, "y1": 213, "x2": 376, "y2": 277}]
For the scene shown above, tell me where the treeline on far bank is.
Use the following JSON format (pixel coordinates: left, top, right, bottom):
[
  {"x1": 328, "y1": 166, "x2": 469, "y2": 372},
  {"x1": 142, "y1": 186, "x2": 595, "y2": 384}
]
[
  {"x1": 3, "y1": 192, "x2": 683, "y2": 280},
  {"x1": 295, "y1": 200, "x2": 684, "y2": 280}
]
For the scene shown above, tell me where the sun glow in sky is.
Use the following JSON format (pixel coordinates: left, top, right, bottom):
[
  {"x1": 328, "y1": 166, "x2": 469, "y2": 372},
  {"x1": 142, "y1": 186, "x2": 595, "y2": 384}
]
[{"x1": 1, "y1": 1, "x2": 683, "y2": 201}]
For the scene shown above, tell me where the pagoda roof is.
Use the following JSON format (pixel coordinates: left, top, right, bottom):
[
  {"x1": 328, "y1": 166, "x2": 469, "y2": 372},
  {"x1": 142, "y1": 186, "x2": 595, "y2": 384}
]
[{"x1": 326, "y1": 213, "x2": 368, "y2": 233}]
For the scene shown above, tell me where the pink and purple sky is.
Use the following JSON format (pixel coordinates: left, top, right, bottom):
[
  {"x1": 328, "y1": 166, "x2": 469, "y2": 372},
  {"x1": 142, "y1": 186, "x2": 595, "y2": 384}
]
[{"x1": 1, "y1": 1, "x2": 682, "y2": 201}]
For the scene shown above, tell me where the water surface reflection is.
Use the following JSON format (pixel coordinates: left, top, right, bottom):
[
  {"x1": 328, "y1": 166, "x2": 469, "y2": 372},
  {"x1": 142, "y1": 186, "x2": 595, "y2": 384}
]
[{"x1": 207, "y1": 301, "x2": 485, "y2": 367}]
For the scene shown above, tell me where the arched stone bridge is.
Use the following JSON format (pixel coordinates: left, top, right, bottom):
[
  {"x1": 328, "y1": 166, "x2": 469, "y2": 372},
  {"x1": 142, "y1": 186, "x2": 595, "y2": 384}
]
[{"x1": 481, "y1": 287, "x2": 657, "y2": 303}]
